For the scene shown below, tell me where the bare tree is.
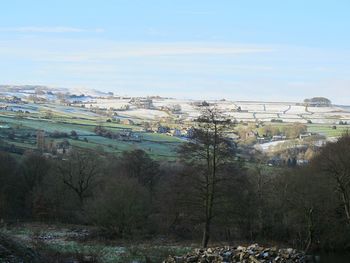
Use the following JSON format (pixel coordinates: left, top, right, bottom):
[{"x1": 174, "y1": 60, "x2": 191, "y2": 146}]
[
  {"x1": 313, "y1": 132, "x2": 350, "y2": 224},
  {"x1": 57, "y1": 150, "x2": 101, "y2": 205},
  {"x1": 22, "y1": 152, "x2": 51, "y2": 217},
  {"x1": 249, "y1": 153, "x2": 272, "y2": 236},
  {"x1": 178, "y1": 107, "x2": 235, "y2": 247}
]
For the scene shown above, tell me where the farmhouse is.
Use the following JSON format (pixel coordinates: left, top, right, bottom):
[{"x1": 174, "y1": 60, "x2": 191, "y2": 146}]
[
  {"x1": 272, "y1": 135, "x2": 287, "y2": 141},
  {"x1": 299, "y1": 132, "x2": 312, "y2": 140},
  {"x1": 157, "y1": 125, "x2": 170, "y2": 134},
  {"x1": 257, "y1": 137, "x2": 269, "y2": 144},
  {"x1": 172, "y1": 128, "x2": 182, "y2": 137},
  {"x1": 234, "y1": 106, "x2": 249, "y2": 113},
  {"x1": 121, "y1": 119, "x2": 135, "y2": 125},
  {"x1": 56, "y1": 140, "x2": 72, "y2": 155},
  {"x1": 6, "y1": 96, "x2": 23, "y2": 104}
]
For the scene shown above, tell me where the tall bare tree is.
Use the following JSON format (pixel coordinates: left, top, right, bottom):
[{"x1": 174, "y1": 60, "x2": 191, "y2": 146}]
[
  {"x1": 57, "y1": 150, "x2": 101, "y2": 205},
  {"x1": 178, "y1": 107, "x2": 235, "y2": 247}
]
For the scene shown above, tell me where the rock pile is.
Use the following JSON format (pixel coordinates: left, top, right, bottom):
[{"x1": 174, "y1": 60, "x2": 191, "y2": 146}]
[{"x1": 163, "y1": 244, "x2": 307, "y2": 263}]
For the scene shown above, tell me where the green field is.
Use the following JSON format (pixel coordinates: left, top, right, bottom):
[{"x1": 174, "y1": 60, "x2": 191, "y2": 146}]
[
  {"x1": 1, "y1": 101, "x2": 348, "y2": 160},
  {"x1": 307, "y1": 124, "x2": 350, "y2": 137},
  {"x1": 0, "y1": 103, "x2": 182, "y2": 160}
]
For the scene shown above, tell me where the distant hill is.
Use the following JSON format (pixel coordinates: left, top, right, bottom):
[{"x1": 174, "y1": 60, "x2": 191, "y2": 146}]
[{"x1": 0, "y1": 85, "x2": 112, "y2": 98}]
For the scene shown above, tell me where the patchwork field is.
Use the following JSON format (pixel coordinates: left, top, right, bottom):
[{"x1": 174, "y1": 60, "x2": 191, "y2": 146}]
[
  {"x1": 1, "y1": 86, "x2": 349, "y2": 159},
  {"x1": 0, "y1": 101, "x2": 182, "y2": 160}
]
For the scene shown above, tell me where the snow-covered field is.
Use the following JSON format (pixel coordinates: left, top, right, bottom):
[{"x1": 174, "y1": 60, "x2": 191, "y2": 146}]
[
  {"x1": 1, "y1": 86, "x2": 350, "y2": 124},
  {"x1": 307, "y1": 106, "x2": 342, "y2": 113},
  {"x1": 287, "y1": 105, "x2": 307, "y2": 114},
  {"x1": 121, "y1": 109, "x2": 169, "y2": 120},
  {"x1": 255, "y1": 140, "x2": 288, "y2": 152},
  {"x1": 264, "y1": 104, "x2": 290, "y2": 113},
  {"x1": 91, "y1": 98, "x2": 130, "y2": 109},
  {"x1": 255, "y1": 113, "x2": 279, "y2": 119},
  {"x1": 238, "y1": 103, "x2": 265, "y2": 112},
  {"x1": 65, "y1": 98, "x2": 350, "y2": 123}
]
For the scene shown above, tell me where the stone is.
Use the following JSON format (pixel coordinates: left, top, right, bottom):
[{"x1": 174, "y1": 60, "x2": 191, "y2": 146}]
[{"x1": 163, "y1": 244, "x2": 306, "y2": 263}]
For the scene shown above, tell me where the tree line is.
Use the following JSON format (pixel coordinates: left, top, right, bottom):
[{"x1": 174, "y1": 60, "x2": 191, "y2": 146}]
[{"x1": 0, "y1": 108, "x2": 350, "y2": 252}]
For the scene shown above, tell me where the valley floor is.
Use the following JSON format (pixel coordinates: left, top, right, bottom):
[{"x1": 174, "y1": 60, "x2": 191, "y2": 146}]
[{"x1": 0, "y1": 222, "x2": 192, "y2": 263}]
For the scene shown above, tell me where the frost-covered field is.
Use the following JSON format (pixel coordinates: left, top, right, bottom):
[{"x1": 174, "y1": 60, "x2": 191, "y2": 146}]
[
  {"x1": 1, "y1": 86, "x2": 350, "y2": 124},
  {"x1": 264, "y1": 104, "x2": 291, "y2": 113},
  {"x1": 255, "y1": 140, "x2": 287, "y2": 152},
  {"x1": 255, "y1": 113, "x2": 279, "y2": 119},
  {"x1": 238, "y1": 103, "x2": 265, "y2": 112},
  {"x1": 307, "y1": 106, "x2": 342, "y2": 113},
  {"x1": 286, "y1": 105, "x2": 307, "y2": 114},
  {"x1": 91, "y1": 98, "x2": 130, "y2": 109},
  {"x1": 89, "y1": 98, "x2": 350, "y2": 123},
  {"x1": 122, "y1": 109, "x2": 169, "y2": 120}
]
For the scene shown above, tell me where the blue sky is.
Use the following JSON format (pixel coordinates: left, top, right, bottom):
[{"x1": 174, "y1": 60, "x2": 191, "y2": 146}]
[{"x1": 1, "y1": 0, "x2": 350, "y2": 104}]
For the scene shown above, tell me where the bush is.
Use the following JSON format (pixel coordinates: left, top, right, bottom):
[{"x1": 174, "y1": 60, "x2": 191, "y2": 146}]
[{"x1": 87, "y1": 176, "x2": 150, "y2": 238}]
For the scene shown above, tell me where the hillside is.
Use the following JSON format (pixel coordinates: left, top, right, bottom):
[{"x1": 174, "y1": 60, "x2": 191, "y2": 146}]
[{"x1": 0, "y1": 85, "x2": 349, "y2": 160}]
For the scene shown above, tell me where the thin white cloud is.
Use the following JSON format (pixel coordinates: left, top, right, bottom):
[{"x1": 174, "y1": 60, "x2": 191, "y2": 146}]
[
  {"x1": 0, "y1": 26, "x2": 104, "y2": 33},
  {"x1": 1, "y1": 36, "x2": 349, "y2": 103},
  {"x1": 0, "y1": 40, "x2": 273, "y2": 63},
  {"x1": 29, "y1": 43, "x2": 274, "y2": 62}
]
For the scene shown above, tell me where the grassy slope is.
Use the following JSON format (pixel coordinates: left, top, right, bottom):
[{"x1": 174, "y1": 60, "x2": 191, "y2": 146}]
[
  {"x1": 0, "y1": 104, "x2": 181, "y2": 160},
  {"x1": 2, "y1": 101, "x2": 348, "y2": 160},
  {"x1": 307, "y1": 124, "x2": 350, "y2": 137},
  {"x1": 1, "y1": 223, "x2": 192, "y2": 263}
]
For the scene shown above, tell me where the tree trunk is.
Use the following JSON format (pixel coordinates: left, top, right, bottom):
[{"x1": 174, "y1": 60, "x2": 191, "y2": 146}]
[
  {"x1": 202, "y1": 219, "x2": 210, "y2": 248},
  {"x1": 341, "y1": 191, "x2": 350, "y2": 225},
  {"x1": 304, "y1": 207, "x2": 314, "y2": 253},
  {"x1": 336, "y1": 178, "x2": 350, "y2": 225}
]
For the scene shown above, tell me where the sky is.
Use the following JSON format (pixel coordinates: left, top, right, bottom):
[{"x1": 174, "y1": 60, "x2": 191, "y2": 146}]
[{"x1": 0, "y1": 0, "x2": 350, "y2": 104}]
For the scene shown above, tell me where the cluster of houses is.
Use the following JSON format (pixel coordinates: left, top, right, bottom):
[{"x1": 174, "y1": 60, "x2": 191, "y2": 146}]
[
  {"x1": 94, "y1": 125, "x2": 143, "y2": 142},
  {"x1": 246, "y1": 129, "x2": 313, "y2": 144},
  {"x1": 0, "y1": 95, "x2": 32, "y2": 113},
  {"x1": 0, "y1": 105, "x2": 8, "y2": 110},
  {"x1": 159, "y1": 126, "x2": 194, "y2": 138},
  {"x1": 0, "y1": 104, "x2": 32, "y2": 114},
  {"x1": 37, "y1": 130, "x2": 72, "y2": 156},
  {"x1": 267, "y1": 156, "x2": 309, "y2": 167},
  {"x1": 143, "y1": 124, "x2": 194, "y2": 138},
  {"x1": 0, "y1": 95, "x2": 23, "y2": 104}
]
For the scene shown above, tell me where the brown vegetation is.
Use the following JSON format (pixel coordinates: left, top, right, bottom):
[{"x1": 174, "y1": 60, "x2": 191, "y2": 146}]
[{"x1": 0, "y1": 109, "x2": 350, "y2": 255}]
